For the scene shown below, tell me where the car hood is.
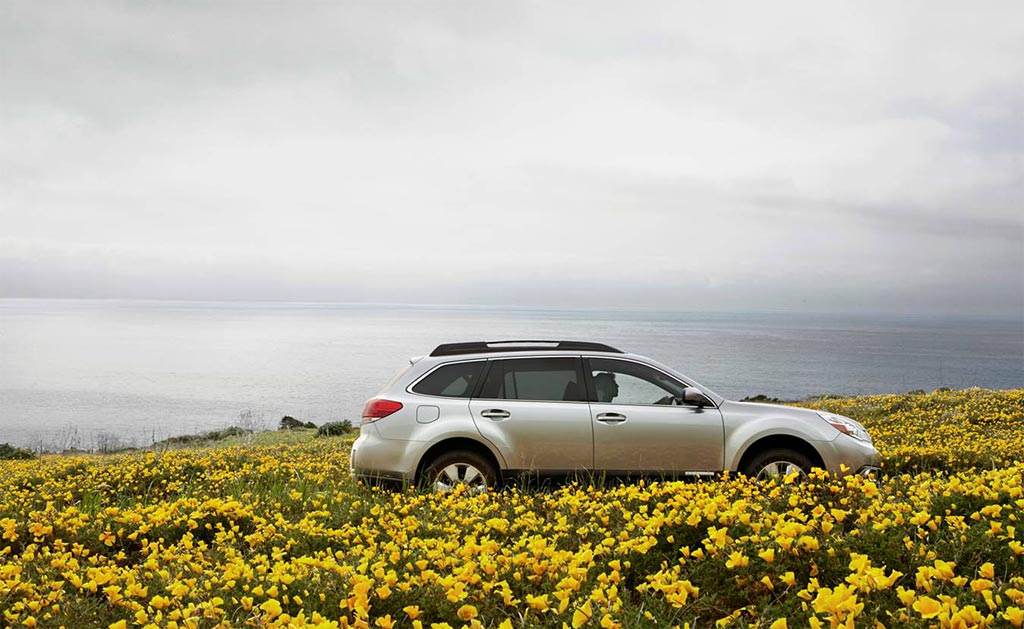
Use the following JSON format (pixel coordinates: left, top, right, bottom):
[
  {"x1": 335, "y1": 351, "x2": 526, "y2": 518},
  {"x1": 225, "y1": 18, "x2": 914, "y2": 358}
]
[
  {"x1": 720, "y1": 400, "x2": 840, "y2": 428},
  {"x1": 721, "y1": 400, "x2": 871, "y2": 440},
  {"x1": 723, "y1": 400, "x2": 823, "y2": 418}
]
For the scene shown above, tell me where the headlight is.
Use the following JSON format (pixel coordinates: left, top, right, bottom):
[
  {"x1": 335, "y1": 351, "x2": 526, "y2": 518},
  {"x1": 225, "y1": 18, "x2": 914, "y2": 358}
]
[{"x1": 817, "y1": 412, "x2": 873, "y2": 444}]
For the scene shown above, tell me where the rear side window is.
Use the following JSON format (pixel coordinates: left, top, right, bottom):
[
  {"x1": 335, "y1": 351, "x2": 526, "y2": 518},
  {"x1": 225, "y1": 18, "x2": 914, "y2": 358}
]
[
  {"x1": 412, "y1": 361, "x2": 485, "y2": 398},
  {"x1": 478, "y1": 358, "x2": 585, "y2": 402}
]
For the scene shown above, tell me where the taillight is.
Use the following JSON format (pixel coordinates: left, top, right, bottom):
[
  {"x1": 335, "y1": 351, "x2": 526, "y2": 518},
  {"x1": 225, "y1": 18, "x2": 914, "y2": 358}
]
[{"x1": 362, "y1": 399, "x2": 403, "y2": 424}]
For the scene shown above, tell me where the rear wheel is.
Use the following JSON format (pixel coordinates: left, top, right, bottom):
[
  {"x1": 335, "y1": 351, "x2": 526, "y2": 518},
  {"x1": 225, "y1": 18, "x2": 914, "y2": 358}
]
[
  {"x1": 742, "y1": 448, "x2": 813, "y2": 481},
  {"x1": 421, "y1": 450, "x2": 498, "y2": 494}
]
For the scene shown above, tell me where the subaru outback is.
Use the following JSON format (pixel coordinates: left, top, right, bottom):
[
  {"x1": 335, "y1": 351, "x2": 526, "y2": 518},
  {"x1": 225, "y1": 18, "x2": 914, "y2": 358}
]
[{"x1": 350, "y1": 340, "x2": 880, "y2": 491}]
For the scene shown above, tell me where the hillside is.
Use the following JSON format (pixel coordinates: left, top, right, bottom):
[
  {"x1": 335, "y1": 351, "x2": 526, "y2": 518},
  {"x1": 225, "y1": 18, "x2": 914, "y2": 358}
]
[{"x1": 2, "y1": 388, "x2": 1023, "y2": 628}]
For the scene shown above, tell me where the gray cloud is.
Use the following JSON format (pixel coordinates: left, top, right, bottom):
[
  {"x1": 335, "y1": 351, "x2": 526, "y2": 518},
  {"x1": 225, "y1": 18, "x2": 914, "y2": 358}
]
[{"x1": 1, "y1": 1, "x2": 1022, "y2": 316}]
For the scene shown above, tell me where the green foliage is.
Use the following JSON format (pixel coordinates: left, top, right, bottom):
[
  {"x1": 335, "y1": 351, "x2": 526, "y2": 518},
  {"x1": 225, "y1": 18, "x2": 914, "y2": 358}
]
[
  {"x1": 316, "y1": 419, "x2": 355, "y2": 437},
  {"x1": 0, "y1": 442, "x2": 36, "y2": 460},
  {"x1": 152, "y1": 426, "x2": 252, "y2": 448},
  {"x1": 279, "y1": 416, "x2": 317, "y2": 430},
  {"x1": 739, "y1": 394, "x2": 786, "y2": 403}
]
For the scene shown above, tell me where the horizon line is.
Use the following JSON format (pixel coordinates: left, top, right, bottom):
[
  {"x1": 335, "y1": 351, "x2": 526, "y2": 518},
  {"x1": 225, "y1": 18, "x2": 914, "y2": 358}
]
[{"x1": 1, "y1": 296, "x2": 1021, "y2": 321}]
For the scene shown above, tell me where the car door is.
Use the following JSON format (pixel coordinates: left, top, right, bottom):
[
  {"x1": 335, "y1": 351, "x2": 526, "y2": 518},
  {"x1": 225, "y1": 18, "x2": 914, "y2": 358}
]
[
  {"x1": 469, "y1": 356, "x2": 594, "y2": 472},
  {"x1": 587, "y1": 357, "x2": 724, "y2": 473}
]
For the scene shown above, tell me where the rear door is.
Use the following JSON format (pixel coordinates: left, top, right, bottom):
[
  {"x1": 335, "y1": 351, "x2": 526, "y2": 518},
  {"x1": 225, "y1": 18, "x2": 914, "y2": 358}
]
[
  {"x1": 587, "y1": 357, "x2": 724, "y2": 472},
  {"x1": 469, "y1": 356, "x2": 593, "y2": 472}
]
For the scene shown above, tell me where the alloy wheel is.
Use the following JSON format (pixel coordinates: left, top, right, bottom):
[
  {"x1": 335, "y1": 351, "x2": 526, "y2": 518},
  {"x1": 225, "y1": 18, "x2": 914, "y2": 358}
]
[
  {"x1": 434, "y1": 463, "x2": 488, "y2": 493},
  {"x1": 755, "y1": 460, "x2": 807, "y2": 481}
]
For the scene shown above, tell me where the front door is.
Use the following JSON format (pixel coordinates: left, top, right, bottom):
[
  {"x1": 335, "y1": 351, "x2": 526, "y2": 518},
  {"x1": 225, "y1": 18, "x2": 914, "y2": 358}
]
[
  {"x1": 587, "y1": 357, "x2": 724, "y2": 472},
  {"x1": 469, "y1": 356, "x2": 593, "y2": 473}
]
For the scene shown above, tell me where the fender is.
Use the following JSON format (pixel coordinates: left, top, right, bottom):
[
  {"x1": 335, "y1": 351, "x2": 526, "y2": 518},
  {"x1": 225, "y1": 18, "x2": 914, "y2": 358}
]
[
  {"x1": 720, "y1": 401, "x2": 838, "y2": 471},
  {"x1": 403, "y1": 427, "x2": 509, "y2": 477}
]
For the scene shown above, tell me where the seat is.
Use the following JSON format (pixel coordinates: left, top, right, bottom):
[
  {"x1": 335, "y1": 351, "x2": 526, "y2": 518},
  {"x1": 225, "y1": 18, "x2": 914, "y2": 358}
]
[{"x1": 562, "y1": 381, "x2": 581, "y2": 401}]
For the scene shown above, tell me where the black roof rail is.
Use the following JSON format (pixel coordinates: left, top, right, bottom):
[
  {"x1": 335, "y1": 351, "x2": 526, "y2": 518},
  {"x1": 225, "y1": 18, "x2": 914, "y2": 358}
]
[{"x1": 429, "y1": 340, "x2": 624, "y2": 357}]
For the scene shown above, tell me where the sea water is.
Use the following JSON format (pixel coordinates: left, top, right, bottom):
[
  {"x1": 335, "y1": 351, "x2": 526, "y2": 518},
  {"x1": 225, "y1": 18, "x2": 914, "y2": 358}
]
[{"x1": 1, "y1": 299, "x2": 1021, "y2": 449}]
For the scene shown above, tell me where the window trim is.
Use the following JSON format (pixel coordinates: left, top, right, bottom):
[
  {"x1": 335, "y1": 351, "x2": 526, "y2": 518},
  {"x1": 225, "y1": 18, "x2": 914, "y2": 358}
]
[
  {"x1": 475, "y1": 356, "x2": 589, "y2": 404},
  {"x1": 406, "y1": 359, "x2": 489, "y2": 399},
  {"x1": 583, "y1": 356, "x2": 719, "y2": 409}
]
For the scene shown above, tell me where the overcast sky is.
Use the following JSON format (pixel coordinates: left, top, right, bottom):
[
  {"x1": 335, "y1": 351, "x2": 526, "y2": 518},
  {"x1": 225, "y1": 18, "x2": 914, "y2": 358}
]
[{"x1": 1, "y1": 2, "x2": 1022, "y2": 316}]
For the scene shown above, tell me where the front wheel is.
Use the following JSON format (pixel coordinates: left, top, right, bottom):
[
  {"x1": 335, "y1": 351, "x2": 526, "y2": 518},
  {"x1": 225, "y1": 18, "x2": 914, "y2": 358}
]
[
  {"x1": 420, "y1": 450, "x2": 498, "y2": 494},
  {"x1": 742, "y1": 448, "x2": 813, "y2": 481}
]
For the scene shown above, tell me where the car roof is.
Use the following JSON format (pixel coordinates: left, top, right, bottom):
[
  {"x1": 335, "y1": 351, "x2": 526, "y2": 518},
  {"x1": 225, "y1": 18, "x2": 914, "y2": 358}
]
[{"x1": 429, "y1": 340, "x2": 624, "y2": 357}]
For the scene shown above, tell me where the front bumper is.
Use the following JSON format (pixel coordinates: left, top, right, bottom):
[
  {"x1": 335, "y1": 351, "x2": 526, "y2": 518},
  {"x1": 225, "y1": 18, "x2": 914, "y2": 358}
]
[
  {"x1": 817, "y1": 433, "x2": 881, "y2": 477},
  {"x1": 856, "y1": 464, "x2": 883, "y2": 480}
]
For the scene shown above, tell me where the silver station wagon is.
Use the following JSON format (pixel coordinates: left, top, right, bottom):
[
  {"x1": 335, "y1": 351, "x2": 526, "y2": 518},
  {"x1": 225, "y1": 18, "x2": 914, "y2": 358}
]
[{"x1": 350, "y1": 340, "x2": 881, "y2": 491}]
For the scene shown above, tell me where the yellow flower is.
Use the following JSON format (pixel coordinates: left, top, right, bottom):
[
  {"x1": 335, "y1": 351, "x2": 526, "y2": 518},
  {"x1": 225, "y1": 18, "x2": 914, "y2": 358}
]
[
  {"x1": 572, "y1": 599, "x2": 594, "y2": 628},
  {"x1": 769, "y1": 619, "x2": 788, "y2": 629},
  {"x1": 971, "y1": 578, "x2": 993, "y2": 593},
  {"x1": 1004, "y1": 607, "x2": 1024, "y2": 628},
  {"x1": 896, "y1": 588, "x2": 916, "y2": 606},
  {"x1": 149, "y1": 598, "x2": 169, "y2": 614},
  {"x1": 913, "y1": 596, "x2": 942, "y2": 619},
  {"x1": 932, "y1": 560, "x2": 955, "y2": 581},
  {"x1": 403, "y1": 605, "x2": 421, "y2": 620},
  {"x1": 260, "y1": 599, "x2": 282, "y2": 619},
  {"x1": 758, "y1": 548, "x2": 776, "y2": 563},
  {"x1": 725, "y1": 551, "x2": 749, "y2": 569},
  {"x1": 457, "y1": 605, "x2": 477, "y2": 621},
  {"x1": 108, "y1": 622, "x2": 127, "y2": 629}
]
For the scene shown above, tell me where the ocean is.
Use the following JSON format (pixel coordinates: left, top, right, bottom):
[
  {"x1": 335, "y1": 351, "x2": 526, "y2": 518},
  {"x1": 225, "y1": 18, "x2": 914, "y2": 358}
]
[{"x1": 1, "y1": 299, "x2": 1021, "y2": 450}]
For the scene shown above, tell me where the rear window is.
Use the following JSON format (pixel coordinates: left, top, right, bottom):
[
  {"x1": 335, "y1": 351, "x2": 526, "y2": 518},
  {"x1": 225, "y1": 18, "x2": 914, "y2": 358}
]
[
  {"x1": 411, "y1": 361, "x2": 485, "y2": 398},
  {"x1": 478, "y1": 358, "x2": 585, "y2": 402}
]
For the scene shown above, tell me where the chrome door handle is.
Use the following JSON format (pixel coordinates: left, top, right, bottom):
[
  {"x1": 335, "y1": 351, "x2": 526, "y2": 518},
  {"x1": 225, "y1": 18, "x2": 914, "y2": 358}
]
[
  {"x1": 596, "y1": 412, "x2": 627, "y2": 424},
  {"x1": 480, "y1": 409, "x2": 511, "y2": 420}
]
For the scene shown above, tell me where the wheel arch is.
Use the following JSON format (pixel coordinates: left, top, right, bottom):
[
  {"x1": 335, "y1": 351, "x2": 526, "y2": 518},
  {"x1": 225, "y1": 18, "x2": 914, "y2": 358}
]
[{"x1": 734, "y1": 434, "x2": 825, "y2": 474}]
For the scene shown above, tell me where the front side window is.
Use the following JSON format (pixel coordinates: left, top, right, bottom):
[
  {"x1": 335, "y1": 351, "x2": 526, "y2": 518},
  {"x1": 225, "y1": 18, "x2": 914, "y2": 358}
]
[
  {"x1": 478, "y1": 358, "x2": 585, "y2": 402},
  {"x1": 412, "y1": 361, "x2": 485, "y2": 398},
  {"x1": 588, "y1": 358, "x2": 687, "y2": 405}
]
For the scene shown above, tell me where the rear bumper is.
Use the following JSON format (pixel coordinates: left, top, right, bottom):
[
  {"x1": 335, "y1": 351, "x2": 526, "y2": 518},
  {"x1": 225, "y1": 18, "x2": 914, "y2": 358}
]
[{"x1": 350, "y1": 427, "x2": 418, "y2": 483}]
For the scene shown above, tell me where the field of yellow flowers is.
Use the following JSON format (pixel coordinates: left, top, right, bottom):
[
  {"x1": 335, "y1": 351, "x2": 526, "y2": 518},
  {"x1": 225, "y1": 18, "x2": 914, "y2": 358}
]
[{"x1": 2, "y1": 388, "x2": 1023, "y2": 629}]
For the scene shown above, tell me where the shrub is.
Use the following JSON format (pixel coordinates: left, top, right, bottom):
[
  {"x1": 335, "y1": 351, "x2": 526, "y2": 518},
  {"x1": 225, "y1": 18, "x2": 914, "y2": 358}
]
[
  {"x1": 740, "y1": 394, "x2": 785, "y2": 403},
  {"x1": 154, "y1": 426, "x2": 253, "y2": 447},
  {"x1": 316, "y1": 420, "x2": 355, "y2": 437},
  {"x1": 279, "y1": 416, "x2": 315, "y2": 430},
  {"x1": 0, "y1": 443, "x2": 36, "y2": 460}
]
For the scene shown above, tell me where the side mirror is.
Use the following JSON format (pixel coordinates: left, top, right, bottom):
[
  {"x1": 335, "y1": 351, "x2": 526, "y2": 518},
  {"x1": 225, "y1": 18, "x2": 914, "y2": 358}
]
[{"x1": 683, "y1": 386, "x2": 707, "y2": 408}]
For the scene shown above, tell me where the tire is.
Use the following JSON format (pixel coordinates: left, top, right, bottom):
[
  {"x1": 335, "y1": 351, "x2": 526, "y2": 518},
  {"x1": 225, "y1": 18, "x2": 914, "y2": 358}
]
[
  {"x1": 742, "y1": 447, "x2": 813, "y2": 481},
  {"x1": 420, "y1": 449, "x2": 498, "y2": 494}
]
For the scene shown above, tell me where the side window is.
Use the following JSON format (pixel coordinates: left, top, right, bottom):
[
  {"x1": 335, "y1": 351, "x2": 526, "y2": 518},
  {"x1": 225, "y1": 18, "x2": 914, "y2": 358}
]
[
  {"x1": 588, "y1": 358, "x2": 686, "y2": 405},
  {"x1": 478, "y1": 358, "x2": 585, "y2": 402},
  {"x1": 412, "y1": 361, "x2": 485, "y2": 398}
]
